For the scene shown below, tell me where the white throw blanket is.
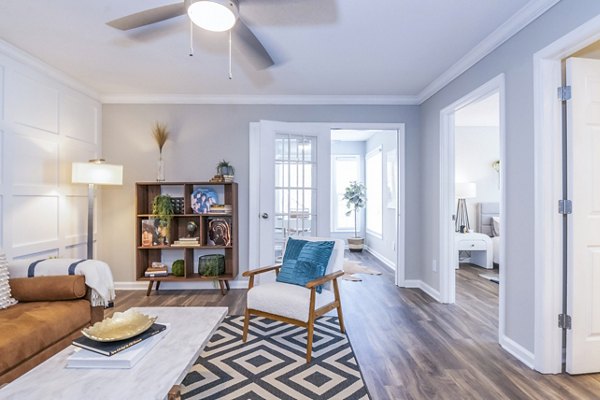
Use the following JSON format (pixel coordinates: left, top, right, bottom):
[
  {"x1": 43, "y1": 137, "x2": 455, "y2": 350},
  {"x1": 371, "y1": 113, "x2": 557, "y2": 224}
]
[{"x1": 8, "y1": 259, "x2": 116, "y2": 307}]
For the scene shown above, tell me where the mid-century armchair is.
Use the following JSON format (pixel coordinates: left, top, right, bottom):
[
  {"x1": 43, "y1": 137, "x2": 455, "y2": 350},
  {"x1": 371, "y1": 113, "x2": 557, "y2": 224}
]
[{"x1": 242, "y1": 237, "x2": 345, "y2": 363}]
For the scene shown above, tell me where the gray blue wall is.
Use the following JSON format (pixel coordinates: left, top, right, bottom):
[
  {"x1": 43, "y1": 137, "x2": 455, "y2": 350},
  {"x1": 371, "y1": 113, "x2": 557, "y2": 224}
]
[
  {"x1": 101, "y1": 104, "x2": 420, "y2": 282},
  {"x1": 418, "y1": 0, "x2": 600, "y2": 352}
]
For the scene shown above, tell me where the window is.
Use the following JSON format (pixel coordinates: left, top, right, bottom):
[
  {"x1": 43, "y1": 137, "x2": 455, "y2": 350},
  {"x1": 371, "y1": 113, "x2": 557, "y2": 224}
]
[
  {"x1": 366, "y1": 148, "x2": 382, "y2": 236},
  {"x1": 331, "y1": 155, "x2": 360, "y2": 232}
]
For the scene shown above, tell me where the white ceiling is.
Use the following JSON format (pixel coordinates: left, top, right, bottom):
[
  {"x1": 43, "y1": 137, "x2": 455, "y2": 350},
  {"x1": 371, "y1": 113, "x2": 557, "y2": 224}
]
[
  {"x1": 455, "y1": 92, "x2": 500, "y2": 127},
  {"x1": 0, "y1": 0, "x2": 543, "y2": 100}
]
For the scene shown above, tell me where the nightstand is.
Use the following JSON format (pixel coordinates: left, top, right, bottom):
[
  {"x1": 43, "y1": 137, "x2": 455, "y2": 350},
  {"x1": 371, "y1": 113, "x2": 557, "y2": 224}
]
[{"x1": 455, "y1": 232, "x2": 493, "y2": 269}]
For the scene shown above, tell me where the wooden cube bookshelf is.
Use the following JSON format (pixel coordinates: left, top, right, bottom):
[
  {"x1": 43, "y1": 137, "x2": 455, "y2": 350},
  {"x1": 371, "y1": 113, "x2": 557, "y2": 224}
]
[{"x1": 136, "y1": 182, "x2": 238, "y2": 296}]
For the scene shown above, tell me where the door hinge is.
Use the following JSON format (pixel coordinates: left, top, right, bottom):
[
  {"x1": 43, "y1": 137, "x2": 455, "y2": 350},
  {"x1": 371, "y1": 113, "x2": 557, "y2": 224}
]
[
  {"x1": 558, "y1": 314, "x2": 572, "y2": 330},
  {"x1": 558, "y1": 199, "x2": 572, "y2": 215},
  {"x1": 557, "y1": 86, "x2": 572, "y2": 101}
]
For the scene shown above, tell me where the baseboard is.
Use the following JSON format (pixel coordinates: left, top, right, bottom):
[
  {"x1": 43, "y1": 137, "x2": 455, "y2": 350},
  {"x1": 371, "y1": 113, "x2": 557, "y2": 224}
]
[
  {"x1": 114, "y1": 280, "x2": 248, "y2": 291},
  {"x1": 364, "y1": 246, "x2": 396, "y2": 271},
  {"x1": 500, "y1": 334, "x2": 535, "y2": 369},
  {"x1": 402, "y1": 279, "x2": 421, "y2": 288},
  {"x1": 400, "y1": 279, "x2": 441, "y2": 302}
]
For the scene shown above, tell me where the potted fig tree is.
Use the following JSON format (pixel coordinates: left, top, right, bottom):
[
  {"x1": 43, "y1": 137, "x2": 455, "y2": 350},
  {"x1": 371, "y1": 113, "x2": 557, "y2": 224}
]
[{"x1": 343, "y1": 181, "x2": 367, "y2": 252}]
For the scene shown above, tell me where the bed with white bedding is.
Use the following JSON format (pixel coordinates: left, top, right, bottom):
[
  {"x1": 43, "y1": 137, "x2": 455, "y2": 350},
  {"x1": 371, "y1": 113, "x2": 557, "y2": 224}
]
[{"x1": 477, "y1": 202, "x2": 500, "y2": 266}]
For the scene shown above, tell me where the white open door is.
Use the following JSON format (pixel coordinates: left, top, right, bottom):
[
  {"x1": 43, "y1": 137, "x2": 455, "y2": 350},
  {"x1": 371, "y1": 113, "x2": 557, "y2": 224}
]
[
  {"x1": 566, "y1": 57, "x2": 600, "y2": 374},
  {"x1": 254, "y1": 121, "x2": 331, "y2": 270}
]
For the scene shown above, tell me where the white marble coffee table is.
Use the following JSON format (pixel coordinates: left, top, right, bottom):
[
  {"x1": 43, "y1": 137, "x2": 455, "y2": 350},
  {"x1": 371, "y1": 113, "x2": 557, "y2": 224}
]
[{"x1": 0, "y1": 306, "x2": 227, "y2": 400}]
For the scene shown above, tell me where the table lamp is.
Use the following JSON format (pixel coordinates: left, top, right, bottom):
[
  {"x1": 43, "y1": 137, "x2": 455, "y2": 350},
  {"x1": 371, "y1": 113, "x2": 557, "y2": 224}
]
[
  {"x1": 455, "y1": 182, "x2": 476, "y2": 233},
  {"x1": 72, "y1": 159, "x2": 123, "y2": 259}
]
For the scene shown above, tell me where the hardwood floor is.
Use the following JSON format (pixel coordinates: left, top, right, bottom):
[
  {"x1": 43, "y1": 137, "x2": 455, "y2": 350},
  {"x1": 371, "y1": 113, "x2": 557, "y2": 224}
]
[{"x1": 111, "y1": 255, "x2": 600, "y2": 399}]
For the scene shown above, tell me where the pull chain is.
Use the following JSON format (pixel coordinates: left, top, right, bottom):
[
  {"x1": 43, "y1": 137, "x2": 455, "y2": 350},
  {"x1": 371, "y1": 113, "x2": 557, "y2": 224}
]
[
  {"x1": 228, "y1": 30, "x2": 233, "y2": 80},
  {"x1": 189, "y1": 20, "x2": 194, "y2": 57}
]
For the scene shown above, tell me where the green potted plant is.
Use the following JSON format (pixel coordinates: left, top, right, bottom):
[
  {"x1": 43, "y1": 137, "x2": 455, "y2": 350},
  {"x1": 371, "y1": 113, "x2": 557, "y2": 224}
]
[
  {"x1": 343, "y1": 181, "x2": 367, "y2": 252},
  {"x1": 216, "y1": 160, "x2": 235, "y2": 182},
  {"x1": 152, "y1": 194, "x2": 174, "y2": 245}
]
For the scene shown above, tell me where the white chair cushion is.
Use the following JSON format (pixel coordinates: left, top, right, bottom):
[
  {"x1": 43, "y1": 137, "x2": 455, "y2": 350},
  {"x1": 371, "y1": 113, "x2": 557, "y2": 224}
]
[{"x1": 247, "y1": 282, "x2": 334, "y2": 323}]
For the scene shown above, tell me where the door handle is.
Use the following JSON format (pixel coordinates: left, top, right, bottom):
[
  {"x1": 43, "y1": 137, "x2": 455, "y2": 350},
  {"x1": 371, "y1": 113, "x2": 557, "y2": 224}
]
[{"x1": 261, "y1": 213, "x2": 269, "y2": 219}]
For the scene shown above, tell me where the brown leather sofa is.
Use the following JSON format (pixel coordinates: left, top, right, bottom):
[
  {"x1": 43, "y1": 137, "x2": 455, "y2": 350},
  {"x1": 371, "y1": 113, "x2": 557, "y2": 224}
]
[{"x1": 0, "y1": 275, "x2": 104, "y2": 385}]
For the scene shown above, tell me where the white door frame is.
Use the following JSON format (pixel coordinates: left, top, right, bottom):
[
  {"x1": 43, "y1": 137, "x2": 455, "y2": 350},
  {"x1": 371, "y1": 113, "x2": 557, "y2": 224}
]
[
  {"x1": 439, "y1": 74, "x2": 506, "y2": 334},
  {"x1": 249, "y1": 122, "x2": 406, "y2": 287},
  {"x1": 533, "y1": 13, "x2": 600, "y2": 374}
]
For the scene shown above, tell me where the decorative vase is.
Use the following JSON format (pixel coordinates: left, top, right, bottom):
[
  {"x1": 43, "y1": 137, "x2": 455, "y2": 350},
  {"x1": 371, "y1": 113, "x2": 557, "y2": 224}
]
[{"x1": 157, "y1": 155, "x2": 165, "y2": 182}]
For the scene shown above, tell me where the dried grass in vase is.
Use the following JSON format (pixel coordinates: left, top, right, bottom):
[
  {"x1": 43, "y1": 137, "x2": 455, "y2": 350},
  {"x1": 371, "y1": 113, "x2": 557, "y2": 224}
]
[{"x1": 153, "y1": 122, "x2": 170, "y2": 154}]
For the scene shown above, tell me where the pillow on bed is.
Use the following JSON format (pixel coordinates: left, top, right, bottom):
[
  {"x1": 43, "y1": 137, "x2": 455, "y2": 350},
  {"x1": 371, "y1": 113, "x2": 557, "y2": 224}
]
[{"x1": 492, "y1": 217, "x2": 500, "y2": 237}]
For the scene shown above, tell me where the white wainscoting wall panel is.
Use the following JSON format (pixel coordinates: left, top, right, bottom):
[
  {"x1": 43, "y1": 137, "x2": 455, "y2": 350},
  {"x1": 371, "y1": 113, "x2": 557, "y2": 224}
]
[
  {"x1": 11, "y1": 195, "x2": 59, "y2": 248},
  {"x1": 0, "y1": 130, "x2": 3, "y2": 184},
  {"x1": 63, "y1": 195, "x2": 87, "y2": 242},
  {"x1": 60, "y1": 93, "x2": 98, "y2": 144},
  {"x1": 0, "y1": 195, "x2": 3, "y2": 249},
  {"x1": 0, "y1": 66, "x2": 4, "y2": 120},
  {"x1": 10, "y1": 134, "x2": 59, "y2": 187},
  {"x1": 0, "y1": 48, "x2": 101, "y2": 261},
  {"x1": 5, "y1": 71, "x2": 59, "y2": 133}
]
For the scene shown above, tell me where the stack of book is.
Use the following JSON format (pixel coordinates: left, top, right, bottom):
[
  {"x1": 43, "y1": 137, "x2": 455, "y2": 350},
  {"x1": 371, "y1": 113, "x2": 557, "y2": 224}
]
[
  {"x1": 145, "y1": 262, "x2": 168, "y2": 277},
  {"x1": 171, "y1": 237, "x2": 200, "y2": 247},
  {"x1": 67, "y1": 323, "x2": 169, "y2": 369},
  {"x1": 210, "y1": 204, "x2": 232, "y2": 214}
]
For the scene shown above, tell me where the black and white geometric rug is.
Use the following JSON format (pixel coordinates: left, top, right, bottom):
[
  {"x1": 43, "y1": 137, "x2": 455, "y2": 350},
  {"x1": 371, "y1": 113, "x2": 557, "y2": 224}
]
[{"x1": 181, "y1": 316, "x2": 371, "y2": 400}]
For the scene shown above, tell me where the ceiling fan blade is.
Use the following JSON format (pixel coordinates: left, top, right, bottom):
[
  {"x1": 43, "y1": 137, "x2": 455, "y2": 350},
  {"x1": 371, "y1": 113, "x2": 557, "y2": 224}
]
[
  {"x1": 232, "y1": 20, "x2": 274, "y2": 70},
  {"x1": 107, "y1": 3, "x2": 186, "y2": 31}
]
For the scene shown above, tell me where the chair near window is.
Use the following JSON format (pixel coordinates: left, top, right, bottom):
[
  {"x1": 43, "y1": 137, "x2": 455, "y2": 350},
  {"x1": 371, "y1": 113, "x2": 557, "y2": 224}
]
[{"x1": 242, "y1": 237, "x2": 345, "y2": 363}]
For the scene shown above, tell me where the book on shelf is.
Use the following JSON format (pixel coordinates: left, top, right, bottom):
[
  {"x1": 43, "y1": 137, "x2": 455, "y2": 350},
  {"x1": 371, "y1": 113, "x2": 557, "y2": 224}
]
[
  {"x1": 145, "y1": 271, "x2": 168, "y2": 277},
  {"x1": 210, "y1": 204, "x2": 232, "y2": 214},
  {"x1": 171, "y1": 236, "x2": 199, "y2": 247},
  {"x1": 72, "y1": 323, "x2": 167, "y2": 357},
  {"x1": 145, "y1": 263, "x2": 168, "y2": 277},
  {"x1": 67, "y1": 324, "x2": 170, "y2": 369}
]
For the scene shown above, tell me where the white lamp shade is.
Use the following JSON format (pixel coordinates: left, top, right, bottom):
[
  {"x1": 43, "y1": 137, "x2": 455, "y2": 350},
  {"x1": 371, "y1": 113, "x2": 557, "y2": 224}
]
[
  {"x1": 72, "y1": 162, "x2": 123, "y2": 185},
  {"x1": 187, "y1": 0, "x2": 238, "y2": 32},
  {"x1": 456, "y1": 182, "x2": 476, "y2": 199}
]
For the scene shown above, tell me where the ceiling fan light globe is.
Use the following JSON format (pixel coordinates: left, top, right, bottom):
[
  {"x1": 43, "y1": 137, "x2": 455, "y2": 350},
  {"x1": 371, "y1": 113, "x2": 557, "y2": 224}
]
[{"x1": 187, "y1": 0, "x2": 238, "y2": 32}]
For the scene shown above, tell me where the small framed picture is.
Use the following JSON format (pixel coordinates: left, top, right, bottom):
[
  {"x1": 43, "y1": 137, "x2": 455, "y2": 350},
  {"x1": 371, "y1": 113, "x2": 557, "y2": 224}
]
[
  {"x1": 207, "y1": 218, "x2": 231, "y2": 246},
  {"x1": 141, "y1": 219, "x2": 157, "y2": 247}
]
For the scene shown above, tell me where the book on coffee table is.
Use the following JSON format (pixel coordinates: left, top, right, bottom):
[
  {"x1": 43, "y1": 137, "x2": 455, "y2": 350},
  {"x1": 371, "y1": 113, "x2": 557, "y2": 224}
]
[
  {"x1": 66, "y1": 324, "x2": 170, "y2": 369},
  {"x1": 72, "y1": 323, "x2": 167, "y2": 356}
]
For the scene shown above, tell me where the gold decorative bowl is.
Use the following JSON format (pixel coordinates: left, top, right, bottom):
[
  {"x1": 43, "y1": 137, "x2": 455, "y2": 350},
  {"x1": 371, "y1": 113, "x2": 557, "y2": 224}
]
[{"x1": 82, "y1": 309, "x2": 157, "y2": 342}]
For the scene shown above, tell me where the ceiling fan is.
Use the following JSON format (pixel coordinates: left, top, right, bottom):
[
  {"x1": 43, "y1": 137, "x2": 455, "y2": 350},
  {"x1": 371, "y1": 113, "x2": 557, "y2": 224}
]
[{"x1": 107, "y1": 0, "x2": 274, "y2": 70}]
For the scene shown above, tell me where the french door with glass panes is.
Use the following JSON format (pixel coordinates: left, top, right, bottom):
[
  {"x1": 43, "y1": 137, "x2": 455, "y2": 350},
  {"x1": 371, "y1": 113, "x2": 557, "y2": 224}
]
[{"x1": 255, "y1": 121, "x2": 331, "y2": 267}]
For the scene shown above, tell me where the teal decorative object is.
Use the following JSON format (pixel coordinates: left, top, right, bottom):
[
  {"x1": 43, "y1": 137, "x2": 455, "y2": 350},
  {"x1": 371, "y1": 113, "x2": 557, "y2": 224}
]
[{"x1": 172, "y1": 259, "x2": 185, "y2": 276}]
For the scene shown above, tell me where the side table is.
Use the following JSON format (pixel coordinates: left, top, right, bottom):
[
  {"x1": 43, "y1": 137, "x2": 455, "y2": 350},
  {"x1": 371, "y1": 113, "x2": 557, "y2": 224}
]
[{"x1": 455, "y1": 232, "x2": 493, "y2": 269}]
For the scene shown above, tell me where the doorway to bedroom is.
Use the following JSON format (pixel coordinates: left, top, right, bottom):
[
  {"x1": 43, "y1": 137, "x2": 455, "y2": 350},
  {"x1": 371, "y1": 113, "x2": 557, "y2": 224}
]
[
  {"x1": 439, "y1": 74, "x2": 506, "y2": 342},
  {"x1": 453, "y1": 90, "x2": 502, "y2": 325}
]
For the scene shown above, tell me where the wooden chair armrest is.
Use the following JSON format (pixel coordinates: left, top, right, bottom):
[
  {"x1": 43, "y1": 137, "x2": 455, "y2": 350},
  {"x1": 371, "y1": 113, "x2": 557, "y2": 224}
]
[
  {"x1": 305, "y1": 270, "x2": 344, "y2": 289},
  {"x1": 242, "y1": 264, "x2": 282, "y2": 277}
]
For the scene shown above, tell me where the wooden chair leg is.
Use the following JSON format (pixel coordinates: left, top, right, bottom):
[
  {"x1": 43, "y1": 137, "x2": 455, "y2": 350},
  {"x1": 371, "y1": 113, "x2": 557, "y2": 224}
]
[
  {"x1": 146, "y1": 281, "x2": 154, "y2": 296},
  {"x1": 306, "y1": 288, "x2": 316, "y2": 363},
  {"x1": 242, "y1": 308, "x2": 250, "y2": 342},
  {"x1": 333, "y1": 278, "x2": 345, "y2": 333}
]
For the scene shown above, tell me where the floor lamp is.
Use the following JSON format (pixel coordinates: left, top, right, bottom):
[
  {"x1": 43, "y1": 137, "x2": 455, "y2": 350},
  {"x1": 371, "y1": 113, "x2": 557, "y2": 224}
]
[
  {"x1": 72, "y1": 159, "x2": 123, "y2": 259},
  {"x1": 455, "y1": 182, "x2": 476, "y2": 233}
]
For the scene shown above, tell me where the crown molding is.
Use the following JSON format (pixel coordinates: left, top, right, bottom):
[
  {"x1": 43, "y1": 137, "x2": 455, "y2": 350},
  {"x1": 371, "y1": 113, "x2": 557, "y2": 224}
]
[
  {"x1": 0, "y1": 39, "x2": 100, "y2": 101},
  {"x1": 416, "y1": 0, "x2": 560, "y2": 104},
  {"x1": 100, "y1": 93, "x2": 420, "y2": 106}
]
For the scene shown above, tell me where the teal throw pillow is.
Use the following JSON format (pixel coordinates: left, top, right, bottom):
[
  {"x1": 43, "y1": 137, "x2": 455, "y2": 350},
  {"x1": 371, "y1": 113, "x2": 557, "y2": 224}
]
[{"x1": 277, "y1": 238, "x2": 335, "y2": 293}]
